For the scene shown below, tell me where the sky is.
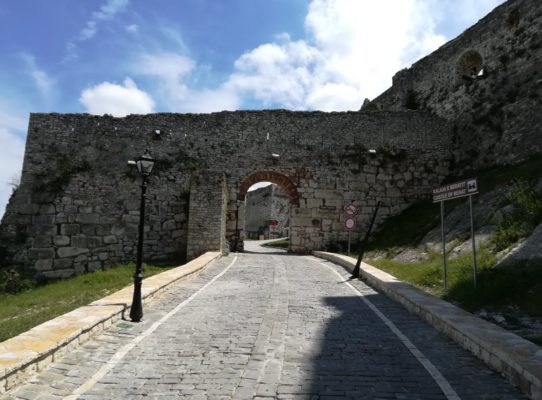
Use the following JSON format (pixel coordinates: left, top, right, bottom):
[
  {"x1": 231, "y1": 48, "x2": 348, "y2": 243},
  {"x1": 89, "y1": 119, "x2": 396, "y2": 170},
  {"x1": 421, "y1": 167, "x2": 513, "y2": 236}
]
[{"x1": 0, "y1": 0, "x2": 505, "y2": 217}]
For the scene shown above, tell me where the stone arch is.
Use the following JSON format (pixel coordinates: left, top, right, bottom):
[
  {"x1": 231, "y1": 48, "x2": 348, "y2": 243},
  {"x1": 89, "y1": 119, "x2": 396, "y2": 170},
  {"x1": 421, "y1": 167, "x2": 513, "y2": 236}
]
[
  {"x1": 238, "y1": 171, "x2": 300, "y2": 207},
  {"x1": 457, "y1": 49, "x2": 484, "y2": 80}
]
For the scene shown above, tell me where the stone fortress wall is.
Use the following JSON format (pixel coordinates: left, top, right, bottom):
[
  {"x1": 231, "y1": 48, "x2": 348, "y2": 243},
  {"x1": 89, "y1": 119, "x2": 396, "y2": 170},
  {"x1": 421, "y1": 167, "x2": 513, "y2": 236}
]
[
  {"x1": 368, "y1": 0, "x2": 542, "y2": 171},
  {"x1": 1, "y1": 0, "x2": 541, "y2": 278},
  {"x1": 1, "y1": 111, "x2": 449, "y2": 277}
]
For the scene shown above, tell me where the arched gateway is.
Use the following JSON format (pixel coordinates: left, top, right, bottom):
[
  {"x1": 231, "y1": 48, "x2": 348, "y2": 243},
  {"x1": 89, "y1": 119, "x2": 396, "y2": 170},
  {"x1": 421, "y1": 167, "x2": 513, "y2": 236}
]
[
  {"x1": 0, "y1": 110, "x2": 451, "y2": 278},
  {"x1": 238, "y1": 171, "x2": 299, "y2": 206}
]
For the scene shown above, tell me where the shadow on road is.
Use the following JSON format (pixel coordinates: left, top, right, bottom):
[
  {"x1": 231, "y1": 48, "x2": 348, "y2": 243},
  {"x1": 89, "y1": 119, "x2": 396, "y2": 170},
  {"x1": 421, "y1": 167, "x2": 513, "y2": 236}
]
[{"x1": 298, "y1": 295, "x2": 444, "y2": 399}]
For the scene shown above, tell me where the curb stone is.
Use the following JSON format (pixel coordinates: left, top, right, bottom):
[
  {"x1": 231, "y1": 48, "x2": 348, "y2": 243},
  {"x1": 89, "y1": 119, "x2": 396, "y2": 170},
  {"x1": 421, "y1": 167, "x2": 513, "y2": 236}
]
[
  {"x1": 0, "y1": 251, "x2": 221, "y2": 393},
  {"x1": 313, "y1": 251, "x2": 542, "y2": 400}
]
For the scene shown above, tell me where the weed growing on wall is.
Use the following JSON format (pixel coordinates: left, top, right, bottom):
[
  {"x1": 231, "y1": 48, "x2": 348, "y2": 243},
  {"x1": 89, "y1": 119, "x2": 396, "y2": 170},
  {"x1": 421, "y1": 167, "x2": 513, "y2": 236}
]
[{"x1": 32, "y1": 152, "x2": 92, "y2": 200}]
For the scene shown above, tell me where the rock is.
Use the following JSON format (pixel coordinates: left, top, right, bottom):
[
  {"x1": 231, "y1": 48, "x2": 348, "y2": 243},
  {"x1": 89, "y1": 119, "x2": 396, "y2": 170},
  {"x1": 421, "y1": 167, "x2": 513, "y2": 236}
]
[
  {"x1": 497, "y1": 222, "x2": 542, "y2": 267},
  {"x1": 393, "y1": 248, "x2": 430, "y2": 263}
]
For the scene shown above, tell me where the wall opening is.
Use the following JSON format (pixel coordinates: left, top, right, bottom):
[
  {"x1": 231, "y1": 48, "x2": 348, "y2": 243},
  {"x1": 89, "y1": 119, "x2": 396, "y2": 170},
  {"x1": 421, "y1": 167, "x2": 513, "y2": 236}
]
[
  {"x1": 244, "y1": 183, "x2": 289, "y2": 240},
  {"x1": 235, "y1": 171, "x2": 300, "y2": 251},
  {"x1": 457, "y1": 50, "x2": 484, "y2": 81}
]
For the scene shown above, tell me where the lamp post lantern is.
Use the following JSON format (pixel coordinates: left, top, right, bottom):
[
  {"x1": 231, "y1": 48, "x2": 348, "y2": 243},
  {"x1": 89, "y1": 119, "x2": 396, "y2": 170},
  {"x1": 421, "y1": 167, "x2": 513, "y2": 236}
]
[{"x1": 129, "y1": 151, "x2": 155, "y2": 322}]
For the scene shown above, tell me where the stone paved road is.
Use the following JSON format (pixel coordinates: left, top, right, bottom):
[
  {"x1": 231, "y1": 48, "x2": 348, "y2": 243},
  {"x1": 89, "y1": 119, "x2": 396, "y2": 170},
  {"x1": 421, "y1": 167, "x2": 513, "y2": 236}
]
[{"x1": 1, "y1": 249, "x2": 527, "y2": 400}]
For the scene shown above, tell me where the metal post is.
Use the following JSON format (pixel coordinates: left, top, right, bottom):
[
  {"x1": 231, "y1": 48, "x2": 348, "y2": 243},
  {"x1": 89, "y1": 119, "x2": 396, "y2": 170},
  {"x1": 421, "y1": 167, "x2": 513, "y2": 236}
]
[
  {"x1": 234, "y1": 205, "x2": 240, "y2": 252},
  {"x1": 351, "y1": 201, "x2": 381, "y2": 279},
  {"x1": 440, "y1": 201, "x2": 447, "y2": 292},
  {"x1": 347, "y1": 231, "x2": 351, "y2": 256},
  {"x1": 129, "y1": 174, "x2": 147, "y2": 322},
  {"x1": 469, "y1": 195, "x2": 477, "y2": 288}
]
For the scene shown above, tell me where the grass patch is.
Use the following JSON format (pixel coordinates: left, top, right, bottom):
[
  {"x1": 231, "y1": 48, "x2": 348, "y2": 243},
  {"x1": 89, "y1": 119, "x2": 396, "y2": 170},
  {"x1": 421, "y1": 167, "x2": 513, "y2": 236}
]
[
  {"x1": 370, "y1": 248, "x2": 542, "y2": 317},
  {"x1": 370, "y1": 248, "x2": 496, "y2": 297},
  {"x1": 0, "y1": 263, "x2": 173, "y2": 342},
  {"x1": 262, "y1": 238, "x2": 289, "y2": 249}
]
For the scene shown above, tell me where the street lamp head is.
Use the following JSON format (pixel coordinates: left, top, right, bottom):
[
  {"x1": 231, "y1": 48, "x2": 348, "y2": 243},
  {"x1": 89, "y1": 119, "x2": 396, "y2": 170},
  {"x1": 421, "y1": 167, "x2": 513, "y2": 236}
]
[{"x1": 136, "y1": 150, "x2": 155, "y2": 176}]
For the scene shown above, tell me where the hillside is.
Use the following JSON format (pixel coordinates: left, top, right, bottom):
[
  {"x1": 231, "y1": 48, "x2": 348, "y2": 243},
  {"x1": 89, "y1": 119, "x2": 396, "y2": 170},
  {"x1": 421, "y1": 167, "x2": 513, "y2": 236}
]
[{"x1": 363, "y1": 156, "x2": 542, "y2": 345}]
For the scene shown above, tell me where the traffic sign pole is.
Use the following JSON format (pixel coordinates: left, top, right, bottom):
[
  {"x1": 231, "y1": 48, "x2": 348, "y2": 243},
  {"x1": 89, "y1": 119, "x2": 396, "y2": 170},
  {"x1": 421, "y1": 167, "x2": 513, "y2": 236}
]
[
  {"x1": 469, "y1": 195, "x2": 477, "y2": 288},
  {"x1": 433, "y1": 177, "x2": 479, "y2": 291},
  {"x1": 440, "y1": 201, "x2": 447, "y2": 292}
]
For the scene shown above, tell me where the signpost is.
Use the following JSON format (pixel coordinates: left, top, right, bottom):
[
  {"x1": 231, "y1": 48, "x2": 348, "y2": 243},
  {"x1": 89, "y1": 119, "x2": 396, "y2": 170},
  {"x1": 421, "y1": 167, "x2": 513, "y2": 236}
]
[
  {"x1": 343, "y1": 204, "x2": 357, "y2": 256},
  {"x1": 432, "y1": 178, "x2": 479, "y2": 290}
]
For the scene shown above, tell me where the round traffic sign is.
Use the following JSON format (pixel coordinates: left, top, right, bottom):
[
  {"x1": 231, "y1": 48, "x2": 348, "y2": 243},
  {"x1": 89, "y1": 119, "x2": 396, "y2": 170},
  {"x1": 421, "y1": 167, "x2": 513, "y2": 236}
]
[
  {"x1": 344, "y1": 217, "x2": 356, "y2": 231},
  {"x1": 344, "y1": 203, "x2": 357, "y2": 216}
]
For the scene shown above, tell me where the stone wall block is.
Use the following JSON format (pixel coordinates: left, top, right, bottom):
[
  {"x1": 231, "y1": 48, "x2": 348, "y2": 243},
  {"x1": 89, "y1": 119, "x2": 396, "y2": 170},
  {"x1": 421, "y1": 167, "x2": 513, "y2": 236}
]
[
  {"x1": 29, "y1": 248, "x2": 55, "y2": 260},
  {"x1": 122, "y1": 215, "x2": 139, "y2": 224},
  {"x1": 174, "y1": 213, "x2": 186, "y2": 222},
  {"x1": 172, "y1": 230, "x2": 183, "y2": 238},
  {"x1": 61, "y1": 224, "x2": 80, "y2": 236},
  {"x1": 54, "y1": 258, "x2": 73, "y2": 269},
  {"x1": 72, "y1": 235, "x2": 88, "y2": 248},
  {"x1": 64, "y1": 205, "x2": 77, "y2": 214},
  {"x1": 57, "y1": 247, "x2": 89, "y2": 258},
  {"x1": 103, "y1": 235, "x2": 118, "y2": 244},
  {"x1": 74, "y1": 254, "x2": 88, "y2": 263},
  {"x1": 34, "y1": 259, "x2": 53, "y2": 271},
  {"x1": 81, "y1": 225, "x2": 96, "y2": 235},
  {"x1": 76, "y1": 214, "x2": 100, "y2": 224},
  {"x1": 55, "y1": 213, "x2": 68, "y2": 224},
  {"x1": 87, "y1": 236, "x2": 102, "y2": 248},
  {"x1": 95, "y1": 225, "x2": 112, "y2": 235},
  {"x1": 88, "y1": 261, "x2": 102, "y2": 271},
  {"x1": 54, "y1": 235, "x2": 70, "y2": 246},
  {"x1": 39, "y1": 204, "x2": 56, "y2": 214},
  {"x1": 33, "y1": 235, "x2": 52, "y2": 247},
  {"x1": 17, "y1": 204, "x2": 39, "y2": 215}
]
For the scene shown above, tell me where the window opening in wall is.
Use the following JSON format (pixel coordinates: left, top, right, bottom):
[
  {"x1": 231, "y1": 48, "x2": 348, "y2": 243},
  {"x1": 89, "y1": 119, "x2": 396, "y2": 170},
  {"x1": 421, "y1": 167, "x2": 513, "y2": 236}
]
[{"x1": 457, "y1": 50, "x2": 486, "y2": 82}]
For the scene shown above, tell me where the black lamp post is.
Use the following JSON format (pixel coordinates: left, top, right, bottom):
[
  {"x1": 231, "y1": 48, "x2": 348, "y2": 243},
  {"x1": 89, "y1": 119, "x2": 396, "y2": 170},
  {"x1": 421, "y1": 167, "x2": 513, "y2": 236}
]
[{"x1": 129, "y1": 151, "x2": 155, "y2": 322}]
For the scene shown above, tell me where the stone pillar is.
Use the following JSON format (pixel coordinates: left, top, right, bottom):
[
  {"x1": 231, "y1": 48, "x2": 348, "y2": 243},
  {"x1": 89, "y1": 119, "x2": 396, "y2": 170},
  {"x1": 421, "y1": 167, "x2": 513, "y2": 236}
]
[{"x1": 186, "y1": 172, "x2": 229, "y2": 259}]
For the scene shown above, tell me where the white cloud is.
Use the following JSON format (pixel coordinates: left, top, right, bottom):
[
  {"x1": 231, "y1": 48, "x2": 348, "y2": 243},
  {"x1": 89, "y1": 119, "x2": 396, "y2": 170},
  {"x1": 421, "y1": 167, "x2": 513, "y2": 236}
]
[
  {"x1": 0, "y1": 109, "x2": 27, "y2": 133},
  {"x1": 79, "y1": 78, "x2": 155, "y2": 116},
  {"x1": 134, "y1": 0, "x2": 503, "y2": 112},
  {"x1": 136, "y1": 52, "x2": 240, "y2": 112},
  {"x1": 65, "y1": 0, "x2": 130, "y2": 61},
  {"x1": 222, "y1": 0, "x2": 504, "y2": 111},
  {"x1": 223, "y1": 0, "x2": 447, "y2": 111},
  {"x1": 126, "y1": 24, "x2": 138, "y2": 33},
  {"x1": 80, "y1": 0, "x2": 130, "y2": 40},
  {"x1": 138, "y1": 52, "x2": 195, "y2": 85},
  {"x1": 20, "y1": 53, "x2": 55, "y2": 97}
]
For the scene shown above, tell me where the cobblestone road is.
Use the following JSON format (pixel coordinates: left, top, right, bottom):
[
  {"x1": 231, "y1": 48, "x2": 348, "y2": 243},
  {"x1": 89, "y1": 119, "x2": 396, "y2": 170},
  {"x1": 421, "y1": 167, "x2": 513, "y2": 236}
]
[{"x1": 2, "y1": 248, "x2": 527, "y2": 400}]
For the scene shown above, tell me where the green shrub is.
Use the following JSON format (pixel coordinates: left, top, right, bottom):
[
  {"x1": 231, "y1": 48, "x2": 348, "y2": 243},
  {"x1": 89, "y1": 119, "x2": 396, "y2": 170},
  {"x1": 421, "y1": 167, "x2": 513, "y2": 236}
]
[{"x1": 0, "y1": 267, "x2": 37, "y2": 294}]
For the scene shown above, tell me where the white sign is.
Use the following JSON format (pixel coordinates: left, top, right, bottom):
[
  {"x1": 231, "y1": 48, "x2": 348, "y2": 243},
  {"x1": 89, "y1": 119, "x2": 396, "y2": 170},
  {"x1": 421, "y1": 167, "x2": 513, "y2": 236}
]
[
  {"x1": 344, "y1": 217, "x2": 356, "y2": 231},
  {"x1": 432, "y1": 178, "x2": 478, "y2": 202}
]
